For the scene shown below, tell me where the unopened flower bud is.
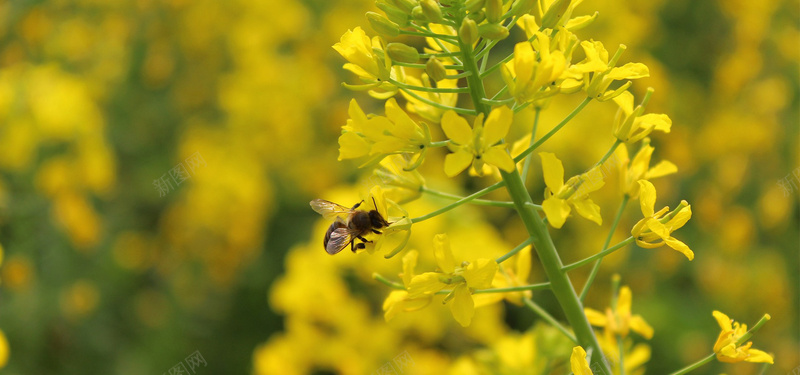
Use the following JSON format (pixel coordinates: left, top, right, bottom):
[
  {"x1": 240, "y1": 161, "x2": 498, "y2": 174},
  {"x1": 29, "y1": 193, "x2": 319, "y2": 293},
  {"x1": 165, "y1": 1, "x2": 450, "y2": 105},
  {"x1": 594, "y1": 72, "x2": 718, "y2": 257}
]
[
  {"x1": 485, "y1": 0, "x2": 503, "y2": 23},
  {"x1": 420, "y1": 0, "x2": 443, "y2": 23},
  {"x1": 465, "y1": 0, "x2": 485, "y2": 12},
  {"x1": 411, "y1": 6, "x2": 427, "y2": 21},
  {"x1": 367, "y1": 11, "x2": 401, "y2": 38},
  {"x1": 478, "y1": 23, "x2": 509, "y2": 40},
  {"x1": 390, "y1": 0, "x2": 417, "y2": 13},
  {"x1": 459, "y1": 18, "x2": 479, "y2": 45},
  {"x1": 376, "y1": 3, "x2": 411, "y2": 26},
  {"x1": 426, "y1": 57, "x2": 447, "y2": 82},
  {"x1": 541, "y1": 0, "x2": 572, "y2": 29},
  {"x1": 467, "y1": 10, "x2": 486, "y2": 23},
  {"x1": 510, "y1": 0, "x2": 536, "y2": 17},
  {"x1": 387, "y1": 43, "x2": 420, "y2": 63}
]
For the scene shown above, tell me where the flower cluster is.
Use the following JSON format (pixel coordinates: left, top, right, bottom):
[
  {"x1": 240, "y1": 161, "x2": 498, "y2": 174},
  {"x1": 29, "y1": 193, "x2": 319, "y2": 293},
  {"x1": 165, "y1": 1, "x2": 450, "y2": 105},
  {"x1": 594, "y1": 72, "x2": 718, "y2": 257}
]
[{"x1": 299, "y1": 0, "x2": 780, "y2": 373}]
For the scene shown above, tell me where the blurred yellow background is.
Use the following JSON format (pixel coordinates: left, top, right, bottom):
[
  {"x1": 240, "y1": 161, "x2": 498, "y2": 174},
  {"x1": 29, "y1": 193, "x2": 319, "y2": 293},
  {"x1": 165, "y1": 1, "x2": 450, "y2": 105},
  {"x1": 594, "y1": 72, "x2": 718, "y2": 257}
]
[{"x1": 0, "y1": 0, "x2": 797, "y2": 374}]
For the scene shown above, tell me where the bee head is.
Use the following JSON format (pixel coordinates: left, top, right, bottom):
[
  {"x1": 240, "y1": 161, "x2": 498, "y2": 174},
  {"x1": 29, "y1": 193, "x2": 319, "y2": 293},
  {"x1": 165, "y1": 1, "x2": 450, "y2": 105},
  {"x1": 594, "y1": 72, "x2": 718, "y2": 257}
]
[{"x1": 369, "y1": 209, "x2": 389, "y2": 228}]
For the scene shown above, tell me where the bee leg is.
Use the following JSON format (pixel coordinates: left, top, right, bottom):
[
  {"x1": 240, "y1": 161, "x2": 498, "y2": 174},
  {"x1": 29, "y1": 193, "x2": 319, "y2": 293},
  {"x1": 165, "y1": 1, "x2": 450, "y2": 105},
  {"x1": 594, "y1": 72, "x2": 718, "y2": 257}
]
[
  {"x1": 356, "y1": 235, "x2": 372, "y2": 243},
  {"x1": 351, "y1": 200, "x2": 364, "y2": 210},
  {"x1": 355, "y1": 243, "x2": 366, "y2": 250},
  {"x1": 371, "y1": 229, "x2": 382, "y2": 235}
]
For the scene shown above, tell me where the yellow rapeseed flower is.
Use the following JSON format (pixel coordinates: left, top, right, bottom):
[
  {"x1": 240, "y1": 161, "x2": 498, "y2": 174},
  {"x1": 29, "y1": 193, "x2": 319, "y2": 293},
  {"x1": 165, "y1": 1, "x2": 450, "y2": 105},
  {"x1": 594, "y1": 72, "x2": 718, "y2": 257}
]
[
  {"x1": 442, "y1": 106, "x2": 515, "y2": 177},
  {"x1": 612, "y1": 91, "x2": 672, "y2": 143},
  {"x1": 539, "y1": 152, "x2": 604, "y2": 228},
  {"x1": 501, "y1": 32, "x2": 568, "y2": 104},
  {"x1": 338, "y1": 98, "x2": 431, "y2": 168},
  {"x1": 382, "y1": 250, "x2": 433, "y2": 321},
  {"x1": 712, "y1": 311, "x2": 773, "y2": 364},
  {"x1": 567, "y1": 40, "x2": 649, "y2": 101},
  {"x1": 332, "y1": 27, "x2": 401, "y2": 98},
  {"x1": 631, "y1": 180, "x2": 694, "y2": 260},
  {"x1": 617, "y1": 140, "x2": 677, "y2": 198},
  {"x1": 407, "y1": 234, "x2": 498, "y2": 326},
  {"x1": 585, "y1": 286, "x2": 654, "y2": 340},
  {"x1": 401, "y1": 72, "x2": 459, "y2": 123}
]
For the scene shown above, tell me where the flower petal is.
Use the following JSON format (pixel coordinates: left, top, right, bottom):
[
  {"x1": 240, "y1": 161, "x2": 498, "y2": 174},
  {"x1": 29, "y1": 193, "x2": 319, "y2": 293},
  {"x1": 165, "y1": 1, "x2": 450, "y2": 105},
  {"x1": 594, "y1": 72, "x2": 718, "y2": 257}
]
[
  {"x1": 449, "y1": 284, "x2": 475, "y2": 327},
  {"x1": 383, "y1": 290, "x2": 409, "y2": 321},
  {"x1": 433, "y1": 233, "x2": 456, "y2": 273},
  {"x1": 607, "y1": 62, "x2": 650, "y2": 80},
  {"x1": 713, "y1": 311, "x2": 733, "y2": 331},
  {"x1": 570, "y1": 346, "x2": 593, "y2": 375},
  {"x1": 444, "y1": 150, "x2": 474, "y2": 177},
  {"x1": 571, "y1": 198, "x2": 603, "y2": 225},
  {"x1": 384, "y1": 98, "x2": 421, "y2": 140},
  {"x1": 744, "y1": 349, "x2": 774, "y2": 364},
  {"x1": 585, "y1": 308, "x2": 608, "y2": 326},
  {"x1": 401, "y1": 250, "x2": 418, "y2": 287},
  {"x1": 463, "y1": 258, "x2": 498, "y2": 289},
  {"x1": 630, "y1": 315, "x2": 654, "y2": 339},
  {"x1": 513, "y1": 42, "x2": 535, "y2": 90},
  {"x1": 482, "y1": 146, "x2": 515, "y2": 172},
  {"x1": 442, "y1": 110, "x2": 473, "y2": 145},
  {"x1": 617, "y1": 286, "x2": 632, "y2": 317},
  {"x1": 540, "y1": 152, "x2": 565, "y2": 192},
  {"x1": 637, "y1": 179, "x2": 656, "y2": 217},
  {"x1": 338, "y1": 132, "x2": 370, "y2": 160},
  {"x1": 664, "y1": 237, "x2": 694, "y2": 260},
  {"x1": 542, "y1": 197, "x2": 570, "y2": 228},
  {"x1": 515, "y1": 245, "x2": 532, "y2": 283},
  {"x1": 645, "y1": 160, "x2": 678, "y2": 179},
  {"x1": 612, "y1": 90, "x2": 634, "y2": 116},
  {"x1": 483, "y1": 106, "x2": 513, "y2": 145},
  {"x1": 407, "y1": 272, "x2": 447, "y2": 298}
]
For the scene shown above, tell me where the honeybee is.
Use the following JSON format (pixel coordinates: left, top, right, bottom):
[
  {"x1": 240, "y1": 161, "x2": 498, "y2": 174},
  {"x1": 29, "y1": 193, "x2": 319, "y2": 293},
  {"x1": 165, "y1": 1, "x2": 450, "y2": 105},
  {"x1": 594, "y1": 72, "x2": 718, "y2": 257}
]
[{"x1": 310, "y1": 198, "x2": 391, "y2": 255}]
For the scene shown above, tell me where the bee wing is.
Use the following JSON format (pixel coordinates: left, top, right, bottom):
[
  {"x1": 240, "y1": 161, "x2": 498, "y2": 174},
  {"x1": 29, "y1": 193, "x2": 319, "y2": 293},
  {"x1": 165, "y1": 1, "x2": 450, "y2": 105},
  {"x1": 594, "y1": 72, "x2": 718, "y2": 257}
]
[
  {"x1": 310, "y1": 199, "x2": 354, "y2": 220},
  {"x1": 326, "y1": 227, "x2": 356, "y2": 255}
]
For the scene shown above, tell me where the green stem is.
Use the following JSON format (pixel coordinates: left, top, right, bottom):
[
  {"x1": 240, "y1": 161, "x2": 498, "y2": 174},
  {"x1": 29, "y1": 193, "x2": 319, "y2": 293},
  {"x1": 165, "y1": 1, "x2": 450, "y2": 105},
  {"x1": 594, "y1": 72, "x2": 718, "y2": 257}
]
[
  {"x1": 420, "y1": 51, "x2": 462, "y2": 58},
  {"x1": 667, "y1": 353, "x2": 716, "y2": 375},
  {"x1": 419, "y1": 24, "x2": 464, "y2": 66},
  {"x1": 444, "y1": 71, "x2": 473, "y2": 79},
  {"x1": 390, "y1": 79, "x2": 469, "y2": 93},
  {"x1": 375, "y1": 272, "x2": 550, "y2": 294},
  {"x1": 469, "y1": 282, "x2": 551, "y2": 294},
  {"x1": 521, "y1": 108, "x2": 541, "y2": 184},
  {"x1": 429, "y1": 140, "x2": 450, "y2": 148},
  {"x1": 523, "y1": 297, "x2": 578, "y2": 343},
  {"x1": 393, "y1": 61, "x2": 463, "y2": 69},
  {"x1": 399, "y1": 88, "x2": 476, "y2": 115},
  {"x1": 504, "y1": 168, "x2": 611, "y2": 372},
  {"x1": 411, "y1": 182, "x2": 505, "y2": 223},
  {"x1": 457, "y1": 21, "x2": 611, "y2": 372},
  {"x1": 399, "y1": 29, "x2": 459, "y2": 41},
  {"x1": 422, "y1": 186, "x2": 515, "y2": 207},
  {"x1": 514, "y1": 97, "x2": 592, "y2": 163},
  {"x1": 496, "y1": 237, "x2": 535, "y2": 263},
  {"x1": 618, "y1": 335, "x2": 626, "y2": 375},
  {"x1": 562, "y1": 237, "x2": 635, "y2": 272},
  {"x1": 481, "y1": 97, "x2": 516, "y2": 105},
  {"x1": 595, "y1": 140, "x2": 622, "y2": 168},
  {"x1": 373, "y1": 273, "x2": 406, "y2": 289},
  {"x1": 490, "y1": 85, "x2": 509, "y2": 101},
  {"x1": 580, "y1": 195, "x2": 629, "y2": 302}
]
